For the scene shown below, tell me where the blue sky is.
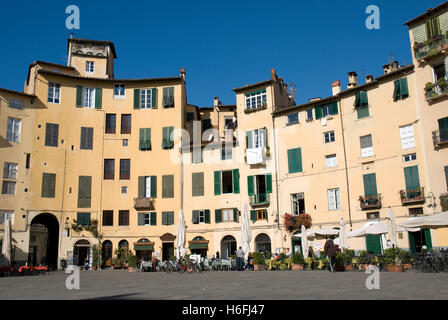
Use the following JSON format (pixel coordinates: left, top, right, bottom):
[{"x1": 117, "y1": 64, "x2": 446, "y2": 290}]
[{"x1": 0, "y1": 0, "x2": 439, "y2": 106}]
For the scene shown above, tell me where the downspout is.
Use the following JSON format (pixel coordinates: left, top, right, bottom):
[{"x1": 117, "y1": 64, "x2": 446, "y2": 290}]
[
  {"x1": 99, "y1": 110, "x2": 106, "y2": 237},
  {"x1": 338, "y1": 98, "x2": 353, "y2": 228},
  {"x1": 58, "y1": 149, "x2": 67, "y2": 268}
]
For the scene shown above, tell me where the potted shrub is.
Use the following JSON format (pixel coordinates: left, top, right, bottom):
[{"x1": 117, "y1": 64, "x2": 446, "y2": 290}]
[
  {"x1": 334, "y1": 252, "x2": 345, "y2": 272},
  {"x1": 343, "y1": 250, "x2": 355, "y2": 271},
  {"x1": 356, "y1": 250, "x2": 371, "y2": 271},
  {"x1": 385, "y1": 247, "x2": 403, "y2": 272},
  {"x1": 401, "y1": 251, "x2": 412, "y2": 270},
  {"x1": 292, "y1": 252, "x2": 304, "y2": 270},
  {"x1": 127, "y1": 254, "x2": 138, "y2": 272},
  {"x1": 91, "y1": 244, "x2": 102, "y2": 270},
  {"x1": 252, "y1": 252, "x2": 265, "y2": 271}
]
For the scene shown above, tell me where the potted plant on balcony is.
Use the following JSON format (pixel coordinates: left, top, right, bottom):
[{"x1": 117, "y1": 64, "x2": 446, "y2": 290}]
[
  {"x1": 291, "y1": 252, "x2": 304, "y2": 270},
  {"x1": 438, "y1": 78, "x2": 448, "y2": 92},
  {"x1": 252, "y1": 252, "x2": 265, "y2": 271},
  {"x1": 385, "y1": 247, "x2": 403, "y2": 272}
]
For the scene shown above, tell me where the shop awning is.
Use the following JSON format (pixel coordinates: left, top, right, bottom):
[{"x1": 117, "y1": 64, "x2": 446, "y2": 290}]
[
  {"x1": 134, "y1": 243, "x2": 154, "y2": 251},
  {"x1": 188, "y1": 240, "x2": 209, "y2": 250}
]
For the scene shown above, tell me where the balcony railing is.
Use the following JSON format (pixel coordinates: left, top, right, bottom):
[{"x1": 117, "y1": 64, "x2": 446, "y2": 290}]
[
  {"x1": 432, "y1": 129, "x2": 448, "y2": 148},
  {"x1": 134, "y1": 198, "x2": 155, "y2": 210},
  {"x1": 249, "y1": 193, "x2": 270, "y2": 206},
  {"x1": 400, "y1": 187, "x2": 425, "y2": 205},
  {"x1": 359, "y1": 194, "x2": 382, "y2": 210},
  {"x1": 414, "y1": 34, "x2": 448, "y2": 60},
  {"x1": 425, "y1": 82, "x2": 448, "y2": 102}
]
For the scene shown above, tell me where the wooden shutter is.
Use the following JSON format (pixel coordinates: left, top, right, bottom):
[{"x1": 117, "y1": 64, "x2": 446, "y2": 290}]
[
  {"x1": 400, "y1": 125, "x2": 415, "y2": 149},
  {"x1": 295, "y1": 148, "x2": 303, "y2": 173},
  {"x1": 408, "y1": 232, "x2": 416, "y2": 253},
  {"x1": 413, "y1": 24, "x2": 427, "y2": 43},
  {"x1": 287, "y1": 149, "x2": 294, "y2": 173},
  {"x1": 134, "y1": 89, "x2": 140, "y2": 109},
  {"x1": 404, "y1": 166, "x2": 420, "y2": 192},
  {"x1": 151, "y1": 212, "x2": 157, "y2": 225},
  {"x1": 250, "y1": 210, "x2": 257, "y2": 222},
  {"x1": 361, "y1": 91, "x2": 368, "y2": 106},
  {"x1": 138, "y1": 213, "x2": 145, "y2": 226},
  {"x1": 78, "y1": 176, "x2": 92, "y2": 208},
  {"x1": 424, "y1": 229, "x2": 433, "y2": 249},
  {"x1": 330, "y1": 102, "x2": 338, "y2": 115},
  {"x1": 41, "y1": 173, "x2": 56, "y2": 198},
  {"x1": 366, "y1": 235, "x2": 382, "y2": 255},
  {"x1": 205, "y1": 210, "x2": 210, "y2": 224},
  {"x1": 151, "y1": 88, "x2": 158, "y2": 109},
  {"x1": 138, "y1": 176, "x2": 145, "y2": 198},
  {"x1": 150, "y1": 176, "x2": 157, "y2": 198},
  {"x1": 76, "y1": 86, "x2": 83, "y2": 107},
  {"x1": 192, "y1": 172, "x2": 204, "y2": 197},
  {"x1": 233, "y1": 208, "x2": 239, "y2": 223},
  {"x1": 95, "y1": 88, "x2": 102, "y2": 109},
  {"x1": 215, "y1": 209, "x2": 222, "y2": 223},
  {"x1": 214, "y1": 171, "x2": 221, "y2": 195},
  {"x1": 400, "y1": 78, "x2": 409, "y2": 99},
  {"x1": 393, "y1": 80, "x2": 400, "y2": 101},
  {"x1": 46, "y1": 123, "x2": 59, "y2": 147},
  {"x1": 162, "y1": 212, "x2": 168, "y2": 225},
  {"x1": 266, "y1": 174, "x2": 273, "y2": 193},
  {"x1": 357, "y1": 106, "x2": 369, "y2": 119},
  {"x1": 233, "y1": 169, "x2": 240, "y2": 194},
  {"x1": 162, "y1": 175, "x2": 174, "y2": 198},
  {"x1": 247, "y1": 175, "x2": 254, "y2": 196},
  {"x1": 192, "y1": 210, "x2": 199, "y2": 224},
  {"x1": 315, "y1": 106, "x2": 323, "y2": 120},
  {"x1": 363, "y1": 173, "x2": 378, "y2": 197},
  {"x1": 440, "y1": 12, "x2": 448, "y2": 34},
  {"x1": 162, "y1": 87, "x2": 174, "y2": 108}
]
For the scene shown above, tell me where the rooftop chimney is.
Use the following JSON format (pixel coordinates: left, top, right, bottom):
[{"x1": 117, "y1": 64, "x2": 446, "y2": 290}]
[
  {"x1": 309, "y1": 97, "x2": 321, "y2": 102},
  {"x1": 271, "y1": 68, "x2": 278, "y2": 82},
  {"x1": 347, "y1": 72, "x2": 358, "y2": 88},
  {"x1": 180, "y1": 68, "x2": 186, "y2": 81},
  {"x1": 214, "y1": 96, "x2": 222, "y2": 106},
  {"x1": 332, "y1": 80, "x2": 341, "y2": 96},
  {"x1": 365, "y1": 75, "x2": 373, "y2": 83}
]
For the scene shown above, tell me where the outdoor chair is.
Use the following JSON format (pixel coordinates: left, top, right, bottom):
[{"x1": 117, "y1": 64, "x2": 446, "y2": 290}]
[{"x1": 221, "y1": 259, "x2": 231, "y2": 271}]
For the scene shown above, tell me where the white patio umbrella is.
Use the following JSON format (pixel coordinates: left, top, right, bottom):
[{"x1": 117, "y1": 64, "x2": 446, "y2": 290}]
[
  {"x1": 398, "y1": 211, "x2": 448, "y2": 229},
  {"x1": 176, "y1": 209, "x2": 186, "y2": 259},
  {"x1": 1, "y1": 216, "x2": 12, "y2": 266},
  {"x1": 386, "y1": 208, "x2": 397, "y2": 247},
  {"x1": 241, "y1": 203, "x2": 252, "y2": 261},
  {"x1": 301, "y1": 225, "x2": 309, "y2": 258},
  {"x1": 310, "y1": 228, "x2": 340, "y2": 239},
  {"x1": 348, "y1": 222, "x2": 412, "y2": 238},
  {"x1": 339, "y1": 218, "x2": 348, "y2": 250}
]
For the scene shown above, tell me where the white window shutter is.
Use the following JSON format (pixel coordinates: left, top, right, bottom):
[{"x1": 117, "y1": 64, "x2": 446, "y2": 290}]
[{"x1": 400, "y1": 125, "x2": 415, "y2": 149}]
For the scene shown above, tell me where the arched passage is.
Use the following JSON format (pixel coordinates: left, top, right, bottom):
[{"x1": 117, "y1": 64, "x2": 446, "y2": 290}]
[
  {"x1": 255, "y1": 233, "x2": 271, "y2": 253},
  {"x1": 29, "y1": 213, "x2": 59, "y2": 268},
  {"x1": 74, "y1": 239, "x2": 91, "y2": 267},
  {"x1": 221, "y1": 235, "x2": 236, "y2": 259},
  {"x1": 102, "y1": 240, "x2": 113, "y2": 268}
]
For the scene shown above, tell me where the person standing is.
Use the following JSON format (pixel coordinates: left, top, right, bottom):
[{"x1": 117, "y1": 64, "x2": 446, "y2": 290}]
[
  {"x1": 324, "y1": 236, "x2": 337, "y2": 272},
  {"x1": 236, "y1": 247, "x2": 244, "y2": 271},
  {"x1": 216, "y1": 251, "x2": 220, "y2": 260}
]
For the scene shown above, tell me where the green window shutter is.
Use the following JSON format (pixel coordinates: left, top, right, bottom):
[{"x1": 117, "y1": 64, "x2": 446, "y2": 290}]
[
  {"x1": 287, "y1": 149, "x2": 294, "y2": 174},
  {"x1": 247, "y1": 175, "x2": 255, "y2": 196},
  {"x1": 294, "y1": 148, "x2": 303, "y2": 173},
  {"x1": 393, "y1": 80, "x2": 400, "y2": 101},
  {"x1": 138, "y1": 213, "x2": 145, "y2": 226},
  {"x1": 366, "y1": 235, "x2": 382, "y2": 255},
  {"x1": 150, "y1": 176, "x2": 157, "y2": 198},
  {"x1": 424, "y1": 229, "x2": 433, "y2": 250},
  {"x1": 400, "y1": 78, "x2": 409, "y2": 99},
  {"x1": 138, "y1": 176, "x2": 145, "y2": 198},
  {"x1": 413, "y1": 24, "x2": 427, "y2": 43},
  {"x1": 95, "y1": 88, "x2": 102, "y2": 109},
  {"x1": 250, "y1": 210, "x2": 257, "y2": 222},
  {"x1": 246, "y1": 131, "x2": 253, "y2": 149},
  {"x1": 162, "y1": 212, "x2": 167, "y2": 225},
  {"x1": 215, "y1": 209, "x2": 222, "y2": 223},
  {"x1": 315, "y1": 106, "x2": 323, "y2": 120},
  {"x1": 214, "y1": 171, "x2": 221, "y2": 195},
  {"x1": 169, "y1": 212, "x2": 174, "y2": 225},
  {"x1": 162, "y1": 127, "x2": 167, "y2": 149},
  {"x1": 357, "y1": 106, "x2": 370, "y2": 119},
  {"x1": 330, "y1": 102, "x2": 338, "y2": 115},
  {"x1": 139, "y1": 128, "x2": 151, "y2": 150},
  {"x1": 404, "y1": 166, "x2": 420, "y2": 192},
  {"x1": 162, "y1": 175, "x2": 174, "y2": 198},
  {"x1": 266, "y1": 174, "x2": 272, "y2": 193},
  {"x1": 265, "y1": 209, "x2": 268, "y2": 222},
  {"x1": 439, "y1": 117, "x2": 448, "y2": 131},
  {"x1": 360, "y1": 91, "x2": 368, "y2": 106},
  {"x1": 363, "y1": 173, "x2": 378, "y2": 197},
  {"x1": 192, "y1": 210, "x2": 199, "y2": 224},
  {"x1": 134, "y1": 89, "x2": 140, "y2": 109},
  {"x1": 151, "y1": 212, "x2": 157, "y2": 226},
  {"x1": 354, "y1": 92, "x2": 360, "y2": 108},
  {"x1": 41, "y1": 173, "x2": 56, "y2": 198},
  {"x1": 151, "y1": 88, "x2": 158, "y2": 109},
  {"x1": 139, "y1": 128, "x2": 145, "y2": 150},
  {"x1": 76, "y1": 86, "x2": 83, "y2": 107},
  {"x1": 205, "y1": 210, "x2": 210, "y2": 224},
  {"x1": 233, "y1": 208, "x2": 239, "y2": 223},
  {"x1": 78, "y1": 176, "x2": 92, "y2": 208},
  {"x1": 192, "y1": 172, "x2": 204, "y2": 197},
  {"x1": 233, "y1": 169, "x2": 240, "y2": 194},
  {"x1": 408, "y1": 232, "x2": 416, "y2": 253}
]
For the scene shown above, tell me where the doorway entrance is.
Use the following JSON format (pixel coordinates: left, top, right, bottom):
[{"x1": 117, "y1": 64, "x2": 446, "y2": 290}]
[
  {"x1": 162, "y1": 243, "x2": 174, "y2": 261},
  {"x1": 221, "y1": 235, "x2": 237, "y2": 259},
  {"x1": 102, "y1": 240, "x2": 113, "y2": 267},
  {"x1": 255, "y1": 233, "x2": 271, "y2": 253},
  {"x1": 29, "y1": 213, "x2": 59, "y2": 268},
  {"x1": 74, "y1": 240, "x2": 91, "y2": 267},
  {"x1": 409, "y1": 229, "x2": 432, "y2": 253}
]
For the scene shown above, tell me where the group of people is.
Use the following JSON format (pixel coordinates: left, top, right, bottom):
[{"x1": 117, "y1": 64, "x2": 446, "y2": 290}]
[{"x1": 210, "y1": 248, "x2": 254, "y2": 271}]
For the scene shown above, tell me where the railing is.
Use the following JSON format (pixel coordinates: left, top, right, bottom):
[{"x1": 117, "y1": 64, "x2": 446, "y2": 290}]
[
  {"x1": 425, "y1": 82, "x2": 448, "y2": 101},
  {"x1": 249, "y1": 193, "x2": 270, "y2": 206},
  {"x1": 414, "y1": 34, "x2": 448, "y2": 60},
  {"x1": 134, "y1": 198, "x2": 155, "y2": 210},
  {"x1": 400, "y1": 187, "x2": 425, "y2": 205},
  {"x1": 359, "y1": 194, "x2": 382, "y2": 210},
  {"x1": 432, "y1": 129, "x2": 448, "y2": 148}
]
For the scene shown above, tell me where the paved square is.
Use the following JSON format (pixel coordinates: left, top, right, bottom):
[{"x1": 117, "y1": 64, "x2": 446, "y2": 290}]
[{"x1": 1, "y1": 269, "x2": 448, "y2": 300}]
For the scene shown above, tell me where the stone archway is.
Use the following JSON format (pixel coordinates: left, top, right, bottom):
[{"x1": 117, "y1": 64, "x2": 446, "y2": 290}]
[
  {"x1": 29, "y1": 213, "x2": 59, "y2": 268},
  {"x1": 220, "y1": 235, "x2": 237, "y2": 259},
  {"x1": 255, "y1": 233, "x2": 271, "y2": 253}
]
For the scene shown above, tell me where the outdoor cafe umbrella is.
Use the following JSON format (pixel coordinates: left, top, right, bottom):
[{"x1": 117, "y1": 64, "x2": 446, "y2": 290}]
[
  {"x1": 347, "y1": 222, "x2": 413, "y2": 238},
  {"x1": 176, "y1": 209, "x2": 186, "y2": 259},
  {"x1": 398, "y1": 211, "x2": 448, "y2": 230},
  {"x1": 309, "y1": 228, "x2": 340, "y2": 239},
  {"x1": 1, "y1": 216, "x2": 12, "y2": 266},
  {"x1": 386, "y1": 208, "x2": 397, "y2": 247},
  {"x1": 241, "y1": 203, "x2": 252, "y2": 261},
  {"x1": 301, "y1": 225, "x2": 309, "y2": 258},
  {"x1": 339, "y1": 218, "x2": 348, "y2": 250}
]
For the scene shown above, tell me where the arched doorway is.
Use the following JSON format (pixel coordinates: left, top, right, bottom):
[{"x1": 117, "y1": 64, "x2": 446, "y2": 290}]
[
  {"x1": 102, "y1": 240, "x2": 113, "y2": 268},
  {"x1": 221, "y1": 235, "x2": 236, "y2": 259},
  {"x1": 118, "y1": 240, "x2": 129, "y2": 252},
  {"x1": 189, "y1": 236, "x2": 209, "y2": 257},
  {"x1": 29, "y1": 213, "x2": 59, "y2": 268},
  {"x1": 255, "y1": 233, "x2": 271, "y2": 253},
  {"x1": 134, "y1": 238, "x2": 153, "y2": 261},
  {"x1": 74, "y1": 239, "x2": 91, "y2": 267}
]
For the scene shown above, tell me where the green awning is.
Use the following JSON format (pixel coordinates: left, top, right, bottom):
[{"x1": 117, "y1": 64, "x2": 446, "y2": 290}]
[
  {"x1": 189, "y1": 243, "x2": 209, "y2": 250},
  {"x1": 134, "y1": 244, "x2": 154, "y2": 251}
]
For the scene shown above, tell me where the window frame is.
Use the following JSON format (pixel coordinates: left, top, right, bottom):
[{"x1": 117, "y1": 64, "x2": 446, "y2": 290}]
[
  {"x1": 1, "y1": 181, "x2": 16, "y2": 195},
  {"x1": 222, "y1": 208, "x2": 234, "y2": 222},
  {"x1": 286, "y1": 112, "x2": 299, "y2": 126},
  {"x1": 324, "y1": 131, "x2": 335, "y2": 144},
  {"x1": 245, "y1": 90, "x2": 267, "y2": 110},
  {"x1": 82, "y1": 87, "x2": 96, "y2": 108},
  {"x1": 360, "y1": 134, "x2": 374, "y2": 158},
  {"x1": 3, "y1": 163, "x2": 18, "y2": 179},
  {"x1": 325, "y1": 154, "x2": 337, "y2": 168},
  {"x1": 86, "y1": 61, "x2": 94, "y2": 73},
  {"x1": 7, "y1": 117, "x2": 21, "y2": 142},
  {"x1": 328, "y1": 188, "x2": 341, "y2": 211},
  {"x1": 113, "y1": 84, "x2": 126, "y2": 99},
  {"x1": 118, "y1": 210, "x2": 130, "y2": 226},
  {"x1": 9, "y1": 98, "x2": 23, "y2": 109},
  {"x1": 140, "y1": 89, "x2": 152, "y2": 109},
  {"x1": 48, "y1": 83, "x2": 61, "y2": 104},
  {"x1": 121, "y1": 114, "x2": 132, "y2": 134},
  {"x1": 105, "y1": 114, "x2": 116, "y2": 134},
  {"x1": 119, "y1": 159, "x2": 130, "y2": 180}
]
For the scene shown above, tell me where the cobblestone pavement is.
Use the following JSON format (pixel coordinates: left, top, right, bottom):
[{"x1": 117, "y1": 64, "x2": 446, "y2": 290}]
[{"x1": 1, "y1": 269, "x2": 448, "y2": 300}]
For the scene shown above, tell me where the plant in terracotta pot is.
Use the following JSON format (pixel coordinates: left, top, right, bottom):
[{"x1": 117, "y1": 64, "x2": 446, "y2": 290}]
[
  {"x1": 401, "y1": 251, "x2": 412, "y2": 270},
  {"x1": 356, "y1": 250, "x2": 372, "y2": 271},
  {"x1": 91, "y1": 243, "x2": 102, "y2": 270},
  {"x1": 334, "y1": 252, "x2": 346, "y2": 272},
  {"x1": 292, "y1": 252, "x2": 305, "y2": 270},
  {"x1": 127, "y1": 253, "x2": 138, "y2": 272},
  {"x1": 385, "y1": 247, "x2": 404, "y2": 272},
  {"x1": 252, "y1": 252, "x2": 265, "y2": 271},
  {"x1": 343, "y1": 250, "x2": 355, "y2": 271}
]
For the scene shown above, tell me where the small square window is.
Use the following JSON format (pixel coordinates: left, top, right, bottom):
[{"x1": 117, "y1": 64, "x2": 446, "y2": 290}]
[
  {"x1": 114, "y1": 84, "x2": 126, "y2": 98},
  {"x1": 121, "y1": 186, "x2": 128, "y2": 194},
  {"x1": 199, "y1": 210, "x2": 205, "y2": 224},
  {"x1": 324, "y1": 131, "x2": 335, "y2": 143},
  {"x1": 123, "y1": 139, "x2": 128, "y2": 147},
  {"x1": 86, "y1": 61, "x2": 94, "y2": 73},
  {"x1": 367, "y1": 212, "x2": 380, "y2": 220},
  {"x1": 403, "y1": 153, "x2": 417, "y2": 162},
  {"x1": 409, "y1": 207, "x2": 424, "y2": 216}
]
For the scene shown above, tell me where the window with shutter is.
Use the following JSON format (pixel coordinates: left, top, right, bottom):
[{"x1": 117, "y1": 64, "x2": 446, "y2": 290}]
[
  {"x1": 162, "y1": 127, "x2": 174, "y2": 149},
  {"x1": 119, "y1": 159, "x2": 130, "y2": 180},
  {"x1": 404, "y1": 166, "x2": 420, "y2": 193},
  {"x1": 363, "y1": 173, "x2": 378, "y2": 197},
  {"x1": 77, "y1": 212, "x2": 91, "y2": 226},
  {"x1": 41, "y1": 173, "x2": 56, "y2": 198},
  {"x1": 360, "y1": 135, "x2": 373, "y2": 158},
  {"x1": 121, "y1": 114, "x2": 131, "y2": 134},
  {"x1": 162, "y1": 175, "x2": 174, "y2": 198},
  {"x1": 139, "y1": 128, "x2": 151, "y2": 150},
  {"x1": 287, "y1": 148, "x2": 302, "y2": 173},
  {"x1": 78, "y1": 176, "x2": 92, "y2": 208},
  {"x1": 163, "y1": 212, "x2": 174, "y2": 225},
  {"x1": 400, "y1": 125, "x2": 415, "y2": 150},
  {"x1": 192, "y1": 172, "x2": 204, "y2": 197},
  {"x1": 104, "y1": 159, "x2": 115, "y2": 180},
  {"x1": 45, "y1": 123, "x2": 59, "y2": 147},
  {"x1": 192, "y1": 211, "x2": 199, "y2": 224},
  {"x1": 80, "y1": 127, "x2": 93, "y2": 150},
  {"x1": 118, "y1": 210, "x2": 129, "y2": 226},
  {"x1": 328, "y1": 188, "x2": 340, "y2": 210},
  {"x1": 162, "y1": 87, "x2": 175, "y2": 108},
  {"x1": 102, "y1": 210, "x2": 113, "y2": 226},
  {"x1": 105, "y1": 114, "x2": 116, "y2": 134}
]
